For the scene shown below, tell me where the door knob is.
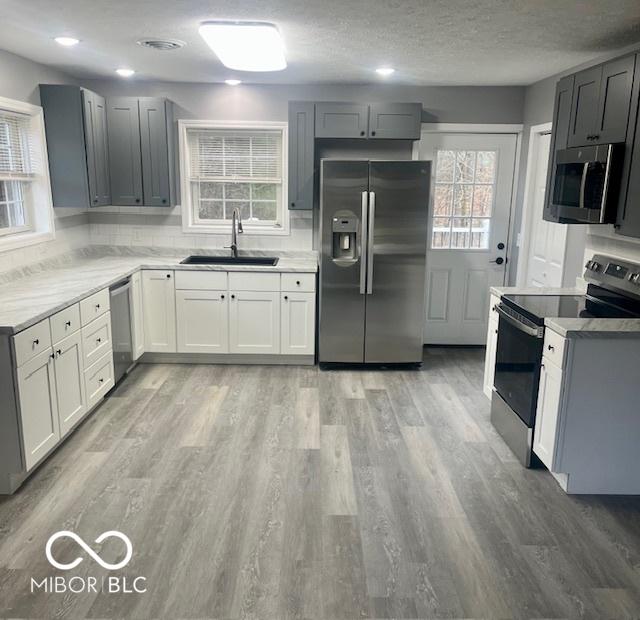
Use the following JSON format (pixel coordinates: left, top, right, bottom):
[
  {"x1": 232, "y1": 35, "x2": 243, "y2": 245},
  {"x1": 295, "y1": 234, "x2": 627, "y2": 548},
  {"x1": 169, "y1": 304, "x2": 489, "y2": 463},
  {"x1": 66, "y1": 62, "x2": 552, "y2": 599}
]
[{"x1": 490, "y1": 257, "x2": 505, "y2": 265}]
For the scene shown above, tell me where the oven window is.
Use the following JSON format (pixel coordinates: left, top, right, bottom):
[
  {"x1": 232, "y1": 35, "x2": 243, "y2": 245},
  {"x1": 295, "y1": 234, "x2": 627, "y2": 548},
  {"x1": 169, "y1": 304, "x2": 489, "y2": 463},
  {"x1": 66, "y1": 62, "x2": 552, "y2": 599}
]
[{"x1": 493, "y1": 316, "x2": 544, "y2": 427}]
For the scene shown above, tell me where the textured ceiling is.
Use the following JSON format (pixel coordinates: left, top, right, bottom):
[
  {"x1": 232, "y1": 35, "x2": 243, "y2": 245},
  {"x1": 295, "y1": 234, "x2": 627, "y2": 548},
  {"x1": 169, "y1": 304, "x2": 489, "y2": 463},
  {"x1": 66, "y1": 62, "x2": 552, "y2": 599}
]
[{"x1": 1, "y1": 0, "x2": 640, "y2": 85}]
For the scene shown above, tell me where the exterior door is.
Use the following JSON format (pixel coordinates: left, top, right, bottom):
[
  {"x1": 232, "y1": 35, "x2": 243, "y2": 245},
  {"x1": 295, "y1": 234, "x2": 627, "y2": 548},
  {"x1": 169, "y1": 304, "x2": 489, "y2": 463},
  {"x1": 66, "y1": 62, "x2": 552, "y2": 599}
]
[
  {"x1": 229, "y1": 291, "x2": 280, "y2": 354},
  {"x1": 54, "y1": 331, "x2": 87, "y2": 437},
  {"x1": 176, "y1": 290, "x2": 229, "y2": 353},
  {"x1": 526, "y1": 133, "x2": 567, "y2": 287},
  {"x1": 417, "y1": 132, "x2": 517, "y2": 344},
  {"x1": 365, "y1": 161, "x2": 430, "y2": 363}
]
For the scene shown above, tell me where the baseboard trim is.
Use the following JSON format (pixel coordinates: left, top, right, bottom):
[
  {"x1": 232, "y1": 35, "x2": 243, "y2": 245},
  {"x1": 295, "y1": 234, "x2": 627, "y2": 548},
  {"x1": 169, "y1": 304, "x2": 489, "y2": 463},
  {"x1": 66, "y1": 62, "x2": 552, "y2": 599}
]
[{"x1": 140, "y1": 353, "x2": 316, "y2": 366}]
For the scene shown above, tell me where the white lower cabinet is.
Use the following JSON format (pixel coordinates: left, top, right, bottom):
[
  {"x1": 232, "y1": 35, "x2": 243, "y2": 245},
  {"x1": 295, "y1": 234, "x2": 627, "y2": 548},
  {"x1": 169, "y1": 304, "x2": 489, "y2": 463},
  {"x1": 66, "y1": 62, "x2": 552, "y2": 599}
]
[
  {"x1": 130, "y1": 271, "x2": 145, "y2": 360},
  {"x1": 176, "y1": 290, "x2": 229, "y2": 353},
  {"x1": 229, "y1": 291, "x2": 280, "y2": 354},
  {"x1": 483, "y1": 294, "x2": 500, "y2": 399},
  {"x1": 85, "y1": 351, "x2": 115, "y2": 410},
  {"x1": 533, "y1": 357, "x2": 563, "y2": 470},
  {"x1": 281, "y1": 292, "x2": 315, "y2": 355},
  {"x1": 16, "y1": 348, "x2": 60, "y2": 471},
  {"x1": 142, "y1": 270, "x2": 176, "y2": 352},
  {"x1": 54, "y1": 330, "x2": 88, "y2": 437}
]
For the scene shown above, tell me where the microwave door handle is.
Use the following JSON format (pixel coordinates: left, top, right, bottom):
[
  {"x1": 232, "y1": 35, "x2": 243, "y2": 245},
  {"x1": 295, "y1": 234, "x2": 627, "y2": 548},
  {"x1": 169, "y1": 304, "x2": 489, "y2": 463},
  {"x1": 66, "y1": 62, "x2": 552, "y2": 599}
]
[
  {"x1": 360, "y1": 191, "x2": 368, "y2": 295},
  {"x1": 579, "y1": 161, "x2": 589, "y2": 210},
  {"x1": 600, "y1": 144, "x2": 613, "y2": 223}
]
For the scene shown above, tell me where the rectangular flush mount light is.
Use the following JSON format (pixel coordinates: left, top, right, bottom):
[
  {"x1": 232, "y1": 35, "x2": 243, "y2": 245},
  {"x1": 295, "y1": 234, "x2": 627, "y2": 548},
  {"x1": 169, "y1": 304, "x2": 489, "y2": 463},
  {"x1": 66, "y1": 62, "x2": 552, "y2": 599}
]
[{"x1": 199, "y1": 21, "x2": 286, "y2": 71}]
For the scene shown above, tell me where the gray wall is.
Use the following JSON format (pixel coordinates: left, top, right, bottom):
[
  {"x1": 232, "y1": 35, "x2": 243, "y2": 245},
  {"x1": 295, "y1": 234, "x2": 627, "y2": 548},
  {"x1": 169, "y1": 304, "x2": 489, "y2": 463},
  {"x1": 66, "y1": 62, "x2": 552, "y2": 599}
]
[{"x1": 0, "y1": 49, "x2": 76, "y2": 105}]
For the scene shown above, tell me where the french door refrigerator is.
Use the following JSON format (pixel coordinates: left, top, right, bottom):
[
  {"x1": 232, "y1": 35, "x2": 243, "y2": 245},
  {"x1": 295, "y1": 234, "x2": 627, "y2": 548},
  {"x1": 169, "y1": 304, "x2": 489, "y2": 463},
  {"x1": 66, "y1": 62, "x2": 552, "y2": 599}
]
[{"x1": 319, "y1": 159, "x2": 431, "y2": 364}]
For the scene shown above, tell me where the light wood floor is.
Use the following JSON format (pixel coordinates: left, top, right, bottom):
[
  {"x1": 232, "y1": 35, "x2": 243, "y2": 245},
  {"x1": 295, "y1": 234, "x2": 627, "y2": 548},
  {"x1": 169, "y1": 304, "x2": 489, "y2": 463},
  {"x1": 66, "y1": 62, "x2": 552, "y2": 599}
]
[{"x1": 1, "y1": 348, "x2": 640, "y2": 619}]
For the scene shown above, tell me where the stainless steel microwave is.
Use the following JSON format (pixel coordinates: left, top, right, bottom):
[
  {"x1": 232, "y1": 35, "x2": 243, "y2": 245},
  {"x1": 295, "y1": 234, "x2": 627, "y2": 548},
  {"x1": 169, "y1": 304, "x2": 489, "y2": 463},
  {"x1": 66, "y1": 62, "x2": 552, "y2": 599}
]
[{"x1": 551, "y1": 144, "x2": 623, "y2": 224}]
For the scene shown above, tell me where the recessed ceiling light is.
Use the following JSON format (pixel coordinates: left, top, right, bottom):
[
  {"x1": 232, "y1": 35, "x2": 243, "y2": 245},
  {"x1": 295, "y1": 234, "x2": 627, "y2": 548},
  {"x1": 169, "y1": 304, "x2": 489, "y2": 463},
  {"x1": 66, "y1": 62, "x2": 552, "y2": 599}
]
[
  {"x1": 225, "y1": 79, "x2": 242, "y2": 86},
  {"x1": 199, "y1": 21, "x2": 286, "y2": 72},
  {"x1": 376, "y1": 67, "x2": 395, "y2": 76},
  {"x1": 54, "y1": 37, "x2": 79, "y2": 47},
  {"x1": 116, "y1": 68, "x2": 135, "y2": 78}
]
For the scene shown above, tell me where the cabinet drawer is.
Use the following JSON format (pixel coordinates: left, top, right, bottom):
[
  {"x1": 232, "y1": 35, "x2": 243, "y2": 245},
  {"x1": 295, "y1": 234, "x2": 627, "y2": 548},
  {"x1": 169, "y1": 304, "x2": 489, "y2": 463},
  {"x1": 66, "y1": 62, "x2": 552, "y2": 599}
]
[
  {"x1": 50, "y1": 304, "x2": 81, "y2": 344},
  {"x1": 175, "y1": 270, "x2": 227, "y2": 290},
  {"x1": 228, "y1": 272, "x2": 280, "y2": 291},
  {"x1": 80, "y1": 288, "x2": 110, "y2": 326},
  {"x1": 13, "y1": 319, "x2": 52, "y2": 367},
  {"x1": 281, "y1": 272, "x2": 316, "y2": 292},
  {"x1": 84, "y1": 351, "x2": 114, "y2": 410},
  {"x1": 82, "y1": 311, "x2": 112, "y2": 366},
  {"x1": 543, "y1": 329, "x2": 567, "y2": 368}
]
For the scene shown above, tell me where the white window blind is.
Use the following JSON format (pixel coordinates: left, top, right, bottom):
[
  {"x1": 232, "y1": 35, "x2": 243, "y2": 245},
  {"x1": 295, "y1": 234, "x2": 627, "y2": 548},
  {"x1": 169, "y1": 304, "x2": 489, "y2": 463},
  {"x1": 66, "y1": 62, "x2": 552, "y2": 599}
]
[{"x1": 0, "y1": 109, "x2": 39, "y2": 180}]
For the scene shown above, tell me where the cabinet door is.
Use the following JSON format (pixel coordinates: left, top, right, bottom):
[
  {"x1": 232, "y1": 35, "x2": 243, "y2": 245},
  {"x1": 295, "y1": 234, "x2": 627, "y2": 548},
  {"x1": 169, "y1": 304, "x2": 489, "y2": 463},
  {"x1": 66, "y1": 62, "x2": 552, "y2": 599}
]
[
  {"x1": 229, "y1": 291, "x2": 280, "y2": 354},
  {"x1": 288, "y1": 102, "x2": 315, "y2": 210},
  {"x1": 16, "y1": 349, "x2": 60, "y2": 471},
  {"x1": 54, "y1": 331, "x2": 87, "y2": 438},
  {"x1": 176, "y1": 290, "x2": 229, "y2": 353},
  {"x1": 315, "y1": 103, "x2": 369, "y2": 138},
  {"x1": 107, "y1": 98, "x2": 143, "y2": 205},
  {"x1": 281, "y1": 292, "x2": 315, "y2": 355},
  {"x1": 139, "y1": 98, "x2": 171, "y2": 206},
  {"x1": 568, "y1": 66, "x2": 602, "y2": 147},
  {"x1": 142, "y1": 270, "x2": 176, "y2": 352},
  {"x1": 83, "y1": 90, "x2": 111, "y2": 206},
  {"x1": 483, "y1": 318, "x2": 499, "y2": 399},
  {"x1": 595, "y1": 55, "x2": 636, "y2": 144},
  {"x1": 368, "y1": 103, "x2": 421, "y2": 139},
  {"x1": 533, "y1": 360, "x2": 563, "y2": 470},
  {"x1": 544, "y1": 75, "x2": 574, "y2": 222},
  {"x1": 130, "y1": 271, "x2": 145, "y2": 360}
]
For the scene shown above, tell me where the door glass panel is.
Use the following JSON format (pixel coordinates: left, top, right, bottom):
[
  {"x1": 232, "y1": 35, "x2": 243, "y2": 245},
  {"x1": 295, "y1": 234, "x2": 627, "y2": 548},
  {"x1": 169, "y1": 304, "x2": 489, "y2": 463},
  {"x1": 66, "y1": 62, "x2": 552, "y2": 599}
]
[{"x1": 431, "y1": 149, "x2": 497, "y2": 249}]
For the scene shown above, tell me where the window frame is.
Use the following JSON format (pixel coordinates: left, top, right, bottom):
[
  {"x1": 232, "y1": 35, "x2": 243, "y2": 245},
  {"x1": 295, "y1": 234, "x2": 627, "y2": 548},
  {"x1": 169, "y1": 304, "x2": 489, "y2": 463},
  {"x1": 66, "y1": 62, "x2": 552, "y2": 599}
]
[
  {"x1": 0, "y1": 96, "x2": 55, "y2": 253},
  {"x1": 179, "y1": 119, "x2": 289, "y2": 236}
]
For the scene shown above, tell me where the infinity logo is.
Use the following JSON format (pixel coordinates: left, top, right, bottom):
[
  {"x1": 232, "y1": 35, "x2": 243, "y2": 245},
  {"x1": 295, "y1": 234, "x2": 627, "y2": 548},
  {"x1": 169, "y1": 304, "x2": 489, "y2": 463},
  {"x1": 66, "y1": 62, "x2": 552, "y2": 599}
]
[{"x1": 45, "y1": 531, "x2": 133, "y2": 571}]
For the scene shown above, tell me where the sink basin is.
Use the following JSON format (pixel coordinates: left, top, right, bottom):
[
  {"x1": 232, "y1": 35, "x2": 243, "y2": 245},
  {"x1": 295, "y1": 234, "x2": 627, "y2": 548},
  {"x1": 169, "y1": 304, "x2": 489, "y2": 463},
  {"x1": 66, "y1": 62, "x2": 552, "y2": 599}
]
[{"x1": 180, "y1": 255, "x2": 279, "y2": 266}]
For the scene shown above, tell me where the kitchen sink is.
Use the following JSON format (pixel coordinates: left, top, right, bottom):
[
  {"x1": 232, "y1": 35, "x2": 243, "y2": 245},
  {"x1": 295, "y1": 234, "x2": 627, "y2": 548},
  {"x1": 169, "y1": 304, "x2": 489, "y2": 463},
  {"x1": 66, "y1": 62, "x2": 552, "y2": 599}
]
[{"x1": 180, "y1": 255, "x2": 279, "y2": 266}]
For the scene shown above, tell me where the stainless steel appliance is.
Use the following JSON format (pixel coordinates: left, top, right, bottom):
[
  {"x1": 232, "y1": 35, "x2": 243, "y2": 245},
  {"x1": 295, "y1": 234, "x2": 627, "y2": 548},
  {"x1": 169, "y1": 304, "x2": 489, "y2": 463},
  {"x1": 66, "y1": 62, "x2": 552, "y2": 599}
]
[
  {"x1": 551, "y1": 144, "x2": 623, "y2": 224},
  {"x1": 491, "y1": 254, "x2": 640, "y2": 466},
  {"x1": 109, "y1": 278, "x2": 134, "y2": 383},
  {"x1": 319, "y1": 159, "x2": 430, "y2": 364}
]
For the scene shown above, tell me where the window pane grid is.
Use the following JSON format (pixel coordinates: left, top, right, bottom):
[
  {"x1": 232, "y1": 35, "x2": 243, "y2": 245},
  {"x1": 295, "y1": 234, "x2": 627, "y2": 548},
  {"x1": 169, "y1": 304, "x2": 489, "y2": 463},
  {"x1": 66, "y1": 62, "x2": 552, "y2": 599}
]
[
  {"x1": 0, "y1": 180, "x2": 30, "y2": 235},
  {"x1": 431, "y1": 149, "x2": 496, "y2": 250}
]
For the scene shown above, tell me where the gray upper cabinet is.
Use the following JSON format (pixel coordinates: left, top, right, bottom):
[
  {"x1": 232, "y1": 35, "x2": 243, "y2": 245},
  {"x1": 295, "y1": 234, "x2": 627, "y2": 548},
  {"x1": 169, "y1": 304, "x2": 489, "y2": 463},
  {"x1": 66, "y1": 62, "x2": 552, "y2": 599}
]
[
  {"x1": 544, "y1": 75, "x2": 574, "y2": 222},
  {"x1": 288, "y1": 102, "x2": 315, "y2": 210},
  {"x1": 315, "y1": 103, "x2": 369, "y2": 138},
  {"x1": 40, "y1": 85, "x2": 111, "y2": 208},
  {"x1": 568, "y1": 55, "x2": 636, "y2": 147},
  {"x1": 368, "y1": 103, "x2": 421, "y2": 139},
  {"x1": 105, "y1": 97, "x2": 175, "y2": 207},
  {"x1": 106, "y1": 98, "x2": 143, "y2": 206},
  {"x1": 139, "y1": 98, "x2": 174, "y2": 206}
]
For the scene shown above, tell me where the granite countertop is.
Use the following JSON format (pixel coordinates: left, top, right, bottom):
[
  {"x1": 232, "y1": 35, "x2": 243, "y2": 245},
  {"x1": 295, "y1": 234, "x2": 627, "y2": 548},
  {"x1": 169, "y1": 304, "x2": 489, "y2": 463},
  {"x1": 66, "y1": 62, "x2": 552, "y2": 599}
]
[
  {"x1": 490, "y1": 284, "x2": 640, "y2": 339},
  {"x1": 0, "y1": 250, "x2": 318, "y2": 335}
]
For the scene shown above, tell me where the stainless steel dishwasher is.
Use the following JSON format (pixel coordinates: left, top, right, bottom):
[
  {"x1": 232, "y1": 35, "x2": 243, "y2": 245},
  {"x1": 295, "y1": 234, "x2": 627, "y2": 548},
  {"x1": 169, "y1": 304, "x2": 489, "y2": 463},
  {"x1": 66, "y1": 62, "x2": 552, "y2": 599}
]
[{"x1": 109, "y1": 278, "x2": 134, "y2": 383}]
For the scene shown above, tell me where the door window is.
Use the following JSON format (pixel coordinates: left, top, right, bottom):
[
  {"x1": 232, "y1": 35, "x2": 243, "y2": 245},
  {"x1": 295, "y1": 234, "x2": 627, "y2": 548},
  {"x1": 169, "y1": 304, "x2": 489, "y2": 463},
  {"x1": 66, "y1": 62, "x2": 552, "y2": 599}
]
[{"x1": 431, "y1": 149, "x2": 497, "y2": 249}]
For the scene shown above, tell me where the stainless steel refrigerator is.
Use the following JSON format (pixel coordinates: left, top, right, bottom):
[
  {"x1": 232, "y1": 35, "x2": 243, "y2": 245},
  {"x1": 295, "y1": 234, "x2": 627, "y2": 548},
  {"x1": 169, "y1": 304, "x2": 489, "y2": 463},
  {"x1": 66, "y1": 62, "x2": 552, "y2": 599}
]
[{"x1": 319, "y1": 159, "x2": 431, "y2": 364}]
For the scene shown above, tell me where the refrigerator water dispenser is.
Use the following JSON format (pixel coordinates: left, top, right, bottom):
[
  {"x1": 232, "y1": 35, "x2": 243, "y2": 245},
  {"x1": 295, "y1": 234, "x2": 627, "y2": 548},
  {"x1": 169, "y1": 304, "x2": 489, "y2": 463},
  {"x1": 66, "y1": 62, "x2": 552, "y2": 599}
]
[{"x1": 331, "y1": 214, "x2": 358, "y2": 260}]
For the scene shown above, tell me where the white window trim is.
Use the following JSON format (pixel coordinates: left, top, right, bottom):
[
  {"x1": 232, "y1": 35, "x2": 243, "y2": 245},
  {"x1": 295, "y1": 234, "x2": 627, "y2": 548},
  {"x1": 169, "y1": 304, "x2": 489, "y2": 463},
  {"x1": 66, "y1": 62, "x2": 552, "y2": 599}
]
[
  {"x1": 0, "y1": 96, "x2": 55, "y2": 253},
  {"x1": 179, "y1": 119, "x2": 289, "y2": 236}
]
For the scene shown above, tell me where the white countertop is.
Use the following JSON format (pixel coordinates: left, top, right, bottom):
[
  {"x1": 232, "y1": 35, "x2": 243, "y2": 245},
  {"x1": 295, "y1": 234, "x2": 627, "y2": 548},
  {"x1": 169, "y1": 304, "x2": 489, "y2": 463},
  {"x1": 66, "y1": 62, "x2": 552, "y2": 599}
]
[
  {"x1": 489, "y1": 284, "x2": 640, "y2": 339},
  {"x1": 0, "y1": 251, "x2": 318, "y2": 335}
]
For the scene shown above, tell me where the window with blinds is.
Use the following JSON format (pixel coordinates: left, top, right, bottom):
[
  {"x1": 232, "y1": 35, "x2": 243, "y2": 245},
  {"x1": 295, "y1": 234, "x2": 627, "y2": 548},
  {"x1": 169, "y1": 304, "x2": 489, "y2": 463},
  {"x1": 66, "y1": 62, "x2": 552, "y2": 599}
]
[
  {"x1": 0, "y1": 108, "x2": 38, "y2": 236},
  {"x1": 185, "y1": 126, "x2": 285, "y2": 227}
]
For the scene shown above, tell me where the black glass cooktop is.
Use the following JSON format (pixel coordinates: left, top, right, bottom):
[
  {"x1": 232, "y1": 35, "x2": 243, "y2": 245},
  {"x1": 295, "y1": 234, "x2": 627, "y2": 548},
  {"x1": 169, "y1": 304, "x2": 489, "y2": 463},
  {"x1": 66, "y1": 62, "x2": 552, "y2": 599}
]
[{"x1": 502, "y1": 289, "x2": 640, "y2": 326}]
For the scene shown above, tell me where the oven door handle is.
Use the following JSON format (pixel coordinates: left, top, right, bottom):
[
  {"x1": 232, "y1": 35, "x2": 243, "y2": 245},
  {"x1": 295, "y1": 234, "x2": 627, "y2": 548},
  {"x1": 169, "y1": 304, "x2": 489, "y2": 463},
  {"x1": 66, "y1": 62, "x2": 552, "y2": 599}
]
[
  {"x1": 495, "y1": 305, "x2": 543, "y2": 338},
  {"x1": 578, "y1": 161, "x2": 590, "y2": 210}
]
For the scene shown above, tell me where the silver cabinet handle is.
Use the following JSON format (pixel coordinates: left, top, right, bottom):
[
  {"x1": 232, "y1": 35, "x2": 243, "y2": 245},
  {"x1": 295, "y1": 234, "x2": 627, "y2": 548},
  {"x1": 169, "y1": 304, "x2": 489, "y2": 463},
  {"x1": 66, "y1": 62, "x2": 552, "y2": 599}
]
[
  {"x1": 366, "y1": 191, "x2": 375, "y2": 294},
  {"x1": 359, "y1": 191, "x2": 368, "y2": 295}
]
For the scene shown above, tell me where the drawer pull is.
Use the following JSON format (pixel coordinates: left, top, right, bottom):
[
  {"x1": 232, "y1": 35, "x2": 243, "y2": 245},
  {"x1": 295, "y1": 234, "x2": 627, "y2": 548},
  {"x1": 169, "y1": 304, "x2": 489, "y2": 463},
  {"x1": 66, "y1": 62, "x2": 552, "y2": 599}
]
[
  {"x1": 220, "y1": 294, "x2": 225, "y2": 299},
  {"x1": 284, "y1": 295, "x2": 289, "y2": 300},
  {"x1": 95, "y1": 304, "x2": 101, "y2": 310},
  {"x1": 66, "y1": 321, "x2": 72, "y2": 327},
  {"x1": 99, "y1": 378, "x2": 104, "y2": 383},
  {"x1": 96, "y1": 337, "x2": 102, "y2": 343},
  {"x1": 33, "y1": 339, "x2": 39, "y2": 346},
  {"x1": 56, "y1": 349, "x2": 62, "y2": 357},
  {"x1": 547, "y1": 344, "x2": 555, "y2": 352},
  {"x1": 296, "y1": 280, "x2": 301, "y2": 285}
]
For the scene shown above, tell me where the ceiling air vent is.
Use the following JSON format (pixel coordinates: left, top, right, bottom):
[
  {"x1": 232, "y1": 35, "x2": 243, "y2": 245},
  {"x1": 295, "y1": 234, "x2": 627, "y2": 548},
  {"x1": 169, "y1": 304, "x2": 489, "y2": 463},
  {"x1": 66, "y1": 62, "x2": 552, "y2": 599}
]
[{"x1": 137, "y1": 39, "x2": 186, "y2": 51}]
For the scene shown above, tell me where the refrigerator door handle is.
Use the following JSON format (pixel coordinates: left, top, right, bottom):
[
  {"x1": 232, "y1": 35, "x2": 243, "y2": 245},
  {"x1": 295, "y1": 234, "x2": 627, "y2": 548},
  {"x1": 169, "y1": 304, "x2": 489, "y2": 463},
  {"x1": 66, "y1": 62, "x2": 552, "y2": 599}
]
[
  {"x1": 359, "y1": 191, "x2": 368, "y2": 294},
  {"x1": 366, "y1": 191, "x2": 375, "y2": 294}
]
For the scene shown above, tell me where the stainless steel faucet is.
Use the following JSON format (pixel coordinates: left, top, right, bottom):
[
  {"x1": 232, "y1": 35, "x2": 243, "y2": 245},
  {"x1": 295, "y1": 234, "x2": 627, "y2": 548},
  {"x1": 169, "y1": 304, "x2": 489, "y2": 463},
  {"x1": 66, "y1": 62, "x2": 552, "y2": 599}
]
[{"x1": 227, "y1": 207, "x2": 244, "y2": 258}]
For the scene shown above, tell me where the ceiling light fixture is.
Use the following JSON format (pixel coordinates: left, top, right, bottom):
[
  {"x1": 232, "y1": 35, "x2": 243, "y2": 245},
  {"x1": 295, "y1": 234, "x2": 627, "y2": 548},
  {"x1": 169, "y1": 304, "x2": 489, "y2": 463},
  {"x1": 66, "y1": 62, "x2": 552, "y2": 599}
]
[
  {"x1": 225, "y1": 79, "x2": 242, "y2": 86},
  {"x1": 376, "y1": 67, "x2": 395, "y2": 76},
  {"x1": 54, "y1": 36, "x2": 79, "y2": 47},
  {"x1": 116, "y1": 68, "x2": 135, "y2": 77},
  {"x1": 199, "y1": 21, "x2": 286, "y2": 72}
]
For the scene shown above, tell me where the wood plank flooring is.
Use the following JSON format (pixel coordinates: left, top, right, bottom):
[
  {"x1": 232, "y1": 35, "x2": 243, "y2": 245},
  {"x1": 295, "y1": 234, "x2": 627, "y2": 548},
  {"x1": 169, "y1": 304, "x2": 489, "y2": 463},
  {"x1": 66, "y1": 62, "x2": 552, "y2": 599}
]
[{"x1": 1, "y1": 348, "x2": 640, "y2": 618}]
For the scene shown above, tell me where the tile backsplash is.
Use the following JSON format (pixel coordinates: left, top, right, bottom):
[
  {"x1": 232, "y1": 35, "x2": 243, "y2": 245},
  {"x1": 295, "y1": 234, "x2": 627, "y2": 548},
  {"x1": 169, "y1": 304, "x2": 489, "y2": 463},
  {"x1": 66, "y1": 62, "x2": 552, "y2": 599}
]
[
  {"x1": 88, "y1": 205, "x2": 313, "y2": 251},
  {"x1": 585, "y1": 225, "x2": 640, "y2": 264}
]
